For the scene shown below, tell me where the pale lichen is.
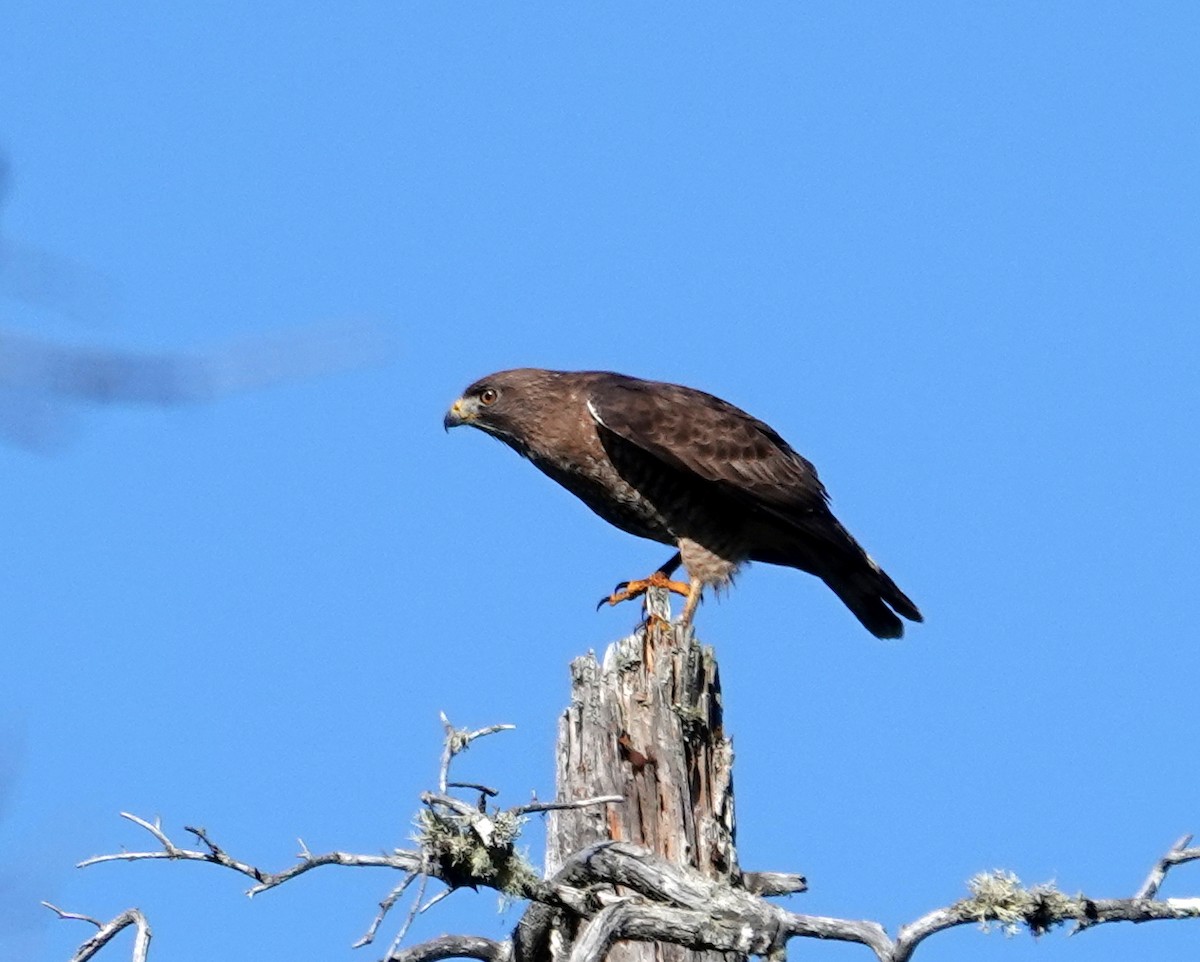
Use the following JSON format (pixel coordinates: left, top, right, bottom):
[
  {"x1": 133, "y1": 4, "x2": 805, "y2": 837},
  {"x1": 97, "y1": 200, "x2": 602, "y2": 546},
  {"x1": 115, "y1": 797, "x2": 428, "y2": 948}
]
[
  {"x1": 958, "y1": 870, "x2": 1084, "y2": 937},
  {"x1": 414, "y1": 808, "x2": 538, "y2": 898}
]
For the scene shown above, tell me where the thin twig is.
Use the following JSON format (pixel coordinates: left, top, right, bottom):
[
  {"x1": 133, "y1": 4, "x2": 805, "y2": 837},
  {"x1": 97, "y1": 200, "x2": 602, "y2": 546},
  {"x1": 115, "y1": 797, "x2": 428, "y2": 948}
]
[
  {"x1": 437, "y1": 713, "x2": 515, "y2": 794},
  {"x1": 124, "y1": 814, "x2": 177, "y2": 852},
  {"x1": 512, "y1": 795, "x2": 623, "y2": 817},
  {"x1": 1071, "y1": 833, "x2": 1200, "y2": 935},
  {"x1": 418, "y1": 887, "x2": 455, "y2": 915},
  {"x1": 44, "y1": 904, "x2": 152, "y2": 962},
  {"x1": 353, "y1": 871, "x2": 419, "y2": 948},
  {"x1": 1136, "y1": 833, "x2": 1198, "y2": 900},
  {"x1": 183, "y1": 825, "x2": 222, "y2": 857},
  {"x1": 42, "y1": 903, "x2": 104, "y2": 928},
  {"x1": 447, "y1": 781, "x2": 500, "y2": 806},
  {"x1": 78, "y1": 812, "x2": 420, "y2": 896},
  {"x1": 422, "y1": 792, "x2": 481, "y2": 817},
  {"x1": 388, "y1": 870, "x2": 430, "y2": 957}
]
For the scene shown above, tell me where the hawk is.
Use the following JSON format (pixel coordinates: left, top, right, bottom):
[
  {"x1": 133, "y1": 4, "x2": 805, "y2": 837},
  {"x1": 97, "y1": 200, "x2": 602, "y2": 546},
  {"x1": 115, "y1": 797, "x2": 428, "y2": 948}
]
[{"x1": 445, "y1": 369, "x2": 922, "y2": 638}]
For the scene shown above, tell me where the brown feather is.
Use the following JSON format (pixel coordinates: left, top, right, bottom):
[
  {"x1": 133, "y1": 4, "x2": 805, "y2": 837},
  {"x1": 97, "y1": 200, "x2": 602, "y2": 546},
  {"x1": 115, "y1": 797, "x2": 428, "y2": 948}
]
[{"x1": 447, "y1": 369, "x2": 922, "y2": 638}]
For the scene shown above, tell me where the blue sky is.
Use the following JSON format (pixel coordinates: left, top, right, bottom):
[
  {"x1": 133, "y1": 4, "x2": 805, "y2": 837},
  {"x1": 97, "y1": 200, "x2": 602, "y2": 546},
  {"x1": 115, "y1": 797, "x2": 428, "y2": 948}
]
[{"x1": 2, "y1": 3, "x2": 1198, "y2": 960}]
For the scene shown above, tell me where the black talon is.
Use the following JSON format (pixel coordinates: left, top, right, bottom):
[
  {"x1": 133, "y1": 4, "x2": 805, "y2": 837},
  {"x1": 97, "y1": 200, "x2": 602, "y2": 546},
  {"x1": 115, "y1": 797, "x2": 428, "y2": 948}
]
[{"x1": 597, "y1": 580, "x2": 635, "y2": 611}]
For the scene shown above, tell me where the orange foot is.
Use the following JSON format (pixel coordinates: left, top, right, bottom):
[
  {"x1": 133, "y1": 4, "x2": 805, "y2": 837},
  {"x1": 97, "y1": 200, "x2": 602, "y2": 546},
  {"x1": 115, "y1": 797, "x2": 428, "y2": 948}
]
[{"x1": 598, "y1": 570, "x2": 692, "y2": 611}]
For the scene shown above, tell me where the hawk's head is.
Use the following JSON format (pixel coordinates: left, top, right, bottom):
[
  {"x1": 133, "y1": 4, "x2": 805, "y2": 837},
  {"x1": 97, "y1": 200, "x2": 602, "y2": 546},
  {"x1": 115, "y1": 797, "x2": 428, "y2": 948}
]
[
  {"x1": 444, "y1": 377, "x2": 500, "y2": 432},
  {"x1": 444, "y1": 368, "x2": 568, "y2": 454}
]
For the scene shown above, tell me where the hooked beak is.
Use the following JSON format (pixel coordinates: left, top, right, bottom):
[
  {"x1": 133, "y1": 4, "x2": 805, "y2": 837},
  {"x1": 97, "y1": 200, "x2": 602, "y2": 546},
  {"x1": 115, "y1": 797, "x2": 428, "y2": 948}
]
[{"x1": 443, "y1": 397, "x2": 472, "y2": 432}]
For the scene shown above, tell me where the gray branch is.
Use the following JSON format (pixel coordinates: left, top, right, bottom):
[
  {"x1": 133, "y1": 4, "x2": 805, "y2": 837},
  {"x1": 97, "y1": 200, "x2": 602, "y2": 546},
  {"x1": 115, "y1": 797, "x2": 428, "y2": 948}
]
[
  {"x1": 1136, "y1": 833, "x2": 1199, "y2": 900},
  {"x1": 388, "y1": 935, "x2": 512, "y2": 962},
  {"x1": 353, "y1": 872, "x2": 419, "y2": 949},
  {"x1": 438, "y1": 712, "x2": 516, "y2": 794},
  {"x1": 512, "y1": 795, "x2": 624, "y2": 817},
  {"x1": 404, "y1": 837, "x2": 1199, "y2": 962},
  {"x1": 742, "y1": 872, "x2": 808, "y2": 897},
  {"x1": 44, "y1": 903, "x2": 152, "y2": 962},
  {"x1": 78, "y1": 812, "x2": 421, "y2": 896},
  {"x1": 63, "y1": 740, "x2": 1199, "y2": 962}
]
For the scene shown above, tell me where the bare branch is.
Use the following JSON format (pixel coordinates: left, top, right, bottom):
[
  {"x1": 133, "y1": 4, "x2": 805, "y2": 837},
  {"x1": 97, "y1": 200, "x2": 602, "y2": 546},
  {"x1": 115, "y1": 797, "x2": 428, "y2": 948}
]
[
  {"x1": 124, "y1": 814, "x2": 176, "y2": 852},
  {"x1": 62, "y1": 723, "x2": 1199, "y2": 962},
  {"x1": 438, "y1": 713, "x2": 515, "y2": 794},
  {"x1": 388, "y1": 934, "x2": 512, "y2": 962},
  {"x1": 541, "y1": 842, "x2": 890, "y2": 957},
  {"x1": 539, "y1": 839, "x2": 1200, "y2": 962},
  {"x1": 419, "y1": 886, "x2": 456, "y2": 914},
  {"x1": 890, "y1": 904, "x2": 977, "y2": 962},
  {"x1": 44, "y1": 904, "x2": 152, "y2": 962},
  {"x1": 353, "y1": 871, "x2": 418, "y2": 949},
  {"x1": 570, "y1": 900, "x2": 893, "y2": 962},
  {"x1": 78, "y1": 811, "x2": 421, "y2": 896},
  {"x1": 42, "y1": 903, "x2": 105, "y2": 928},
  {"x1": 779, "y1": 909, "x2": 893, "y2": 957},
  {"x1": 1087, "y1": 897, "x2": 1200, "y2": 921},
  {"x1": 1137, "y1": 833, "x2": 1199, "y2": 900},
  {"x1": 742, "y1": 872, "x2": 808, "y2": 897},
  {"x1": 1069, "y1": 833, "x2": 1200, "y2": 936},
  {"x1": 422, "y1": 792, "x2": 482, "y2": 818},
  {"x1": 889, "y1": 858, "x2": 1200, "y2": 962},
  {"x1": 72, "y1": 714, "x2": 553, "y2": 960},
  {"x1": 447, "y1": 781, "x2": 500, "y2": 802},
  {"x1": 387, "y1": 870, "x2": 430, "y2": 957},
  {"x1": 512, "y1": 795, "x2": 623, "y2": 817},
  {"x1": 569, "y1": 901, "x2": 766, "y2": 962}
]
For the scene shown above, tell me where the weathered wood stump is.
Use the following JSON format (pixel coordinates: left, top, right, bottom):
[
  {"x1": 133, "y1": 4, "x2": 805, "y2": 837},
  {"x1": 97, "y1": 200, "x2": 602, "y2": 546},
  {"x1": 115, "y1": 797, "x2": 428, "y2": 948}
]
[{"x1": 546, "y1": 590, "x2": 738, "y2": 962}]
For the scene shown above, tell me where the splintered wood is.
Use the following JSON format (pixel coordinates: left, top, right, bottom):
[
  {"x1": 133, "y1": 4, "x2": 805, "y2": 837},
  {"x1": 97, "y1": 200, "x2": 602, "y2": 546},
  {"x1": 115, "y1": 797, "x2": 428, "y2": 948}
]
[{"x1": 548, "y1": 592, "x2": 738, "y2": 962}]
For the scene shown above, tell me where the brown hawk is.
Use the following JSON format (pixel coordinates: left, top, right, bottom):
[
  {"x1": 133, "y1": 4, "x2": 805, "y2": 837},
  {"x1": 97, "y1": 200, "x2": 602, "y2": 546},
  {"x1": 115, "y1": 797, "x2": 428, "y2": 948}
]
[{"x1": 445, "y1": 369, "x2": 922, "y2": 637}]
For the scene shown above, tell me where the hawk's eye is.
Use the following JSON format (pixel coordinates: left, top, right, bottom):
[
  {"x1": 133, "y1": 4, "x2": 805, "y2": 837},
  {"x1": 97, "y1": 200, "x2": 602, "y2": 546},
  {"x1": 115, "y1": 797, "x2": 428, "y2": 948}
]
[{"x1": 479, "y1": 388, "x2": 499, "y2": 406}]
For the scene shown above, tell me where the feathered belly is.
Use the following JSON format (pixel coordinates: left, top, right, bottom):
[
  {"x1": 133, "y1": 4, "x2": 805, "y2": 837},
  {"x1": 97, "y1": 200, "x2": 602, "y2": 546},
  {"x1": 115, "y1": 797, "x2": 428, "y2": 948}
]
[{"x1": 533, "y1": 459, "x2": 676, "y2": 545}]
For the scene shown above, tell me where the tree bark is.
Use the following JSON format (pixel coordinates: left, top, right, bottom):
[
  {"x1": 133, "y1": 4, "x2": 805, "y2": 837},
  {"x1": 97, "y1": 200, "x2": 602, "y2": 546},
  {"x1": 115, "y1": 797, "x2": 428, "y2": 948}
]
[{"x1": 547, "y1": 591, "x2": 738, "y2": 962}]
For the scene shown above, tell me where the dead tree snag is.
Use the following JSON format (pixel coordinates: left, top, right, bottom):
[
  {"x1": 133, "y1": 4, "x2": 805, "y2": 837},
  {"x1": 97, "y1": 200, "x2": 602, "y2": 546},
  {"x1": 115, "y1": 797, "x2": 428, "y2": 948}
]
[{"x1": 54, "y1": 595, "x2": 1198, "y2": 962}]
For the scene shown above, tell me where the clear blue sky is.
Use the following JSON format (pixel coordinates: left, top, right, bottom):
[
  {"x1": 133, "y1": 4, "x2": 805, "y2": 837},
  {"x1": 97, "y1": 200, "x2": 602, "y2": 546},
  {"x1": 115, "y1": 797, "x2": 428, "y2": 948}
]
[{"x1": 3, "y1": 3, "x2": 1198, "y2": 961}]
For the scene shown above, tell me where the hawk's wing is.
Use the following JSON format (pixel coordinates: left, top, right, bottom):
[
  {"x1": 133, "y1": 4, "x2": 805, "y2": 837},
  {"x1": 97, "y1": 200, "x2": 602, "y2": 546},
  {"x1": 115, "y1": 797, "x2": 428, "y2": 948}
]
[{"x1": 585, "y1": 374, "x2": 830, "y2": 519}]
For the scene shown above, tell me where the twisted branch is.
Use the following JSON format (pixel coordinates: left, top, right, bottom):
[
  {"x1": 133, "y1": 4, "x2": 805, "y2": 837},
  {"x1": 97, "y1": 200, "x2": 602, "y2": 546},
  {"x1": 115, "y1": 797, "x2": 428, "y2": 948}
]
[
  {"x1": 389, "y1": 935, "x2": 511, "y2": 962},
  {"x1": 438, "y1": 712, "x2": 515, "y2": 794},
  {"x1": 62, "y1": 718, "x2": 1199, "y2": 962},
  {"x1": 44, "y1": 903, "x2": 152, "y2": 962},
  {"x1": 71, "y1": 717, "x2": 621, "y2": 961},
  {"x1": 77, "y1": 812, "x2": 421, "y2": 896},
  {"x1": 410, "y1": 837, "x2": 1200, "y2": 962}
]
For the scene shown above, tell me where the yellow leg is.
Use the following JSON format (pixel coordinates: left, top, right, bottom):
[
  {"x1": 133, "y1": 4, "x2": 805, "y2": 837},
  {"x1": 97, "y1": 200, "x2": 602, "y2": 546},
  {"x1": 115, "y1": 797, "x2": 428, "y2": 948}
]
[
  {"x1": 678, "y1": 577, "x2": 704, "y2": 625},
  {"x1": 600, "y1": 569, "x2": 692, "y2": 609}
]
